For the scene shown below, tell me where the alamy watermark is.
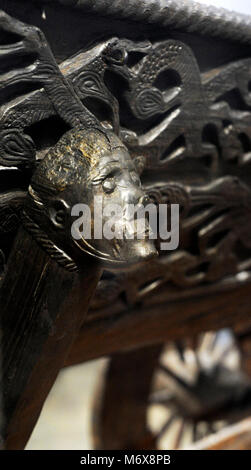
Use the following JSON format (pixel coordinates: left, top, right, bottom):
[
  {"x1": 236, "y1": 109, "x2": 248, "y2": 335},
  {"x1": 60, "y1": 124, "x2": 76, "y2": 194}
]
[{"x1": 71, "y1": 196, "x2": 179, "y2": 251}]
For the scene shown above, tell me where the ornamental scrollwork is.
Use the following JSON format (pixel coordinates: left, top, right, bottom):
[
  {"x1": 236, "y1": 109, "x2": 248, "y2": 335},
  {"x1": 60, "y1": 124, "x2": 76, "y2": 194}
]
[{"x1": 1, "y1": 9, "x2": 251, "y2": 305}]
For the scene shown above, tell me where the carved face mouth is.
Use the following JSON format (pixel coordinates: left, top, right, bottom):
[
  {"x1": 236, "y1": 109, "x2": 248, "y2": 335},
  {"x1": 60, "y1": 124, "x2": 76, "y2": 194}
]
[{"x1": 73, "y1": 236, "x2": 157, "y2": 268}]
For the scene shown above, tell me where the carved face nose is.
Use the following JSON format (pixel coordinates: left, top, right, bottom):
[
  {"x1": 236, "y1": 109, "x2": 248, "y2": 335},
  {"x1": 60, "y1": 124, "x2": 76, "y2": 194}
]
[
  {"x1": 121, "y1": 184, "x2": 143, "y2": 204},
  {"x1": 138, "y1": 194, "x2": 150, "y2": 206}
]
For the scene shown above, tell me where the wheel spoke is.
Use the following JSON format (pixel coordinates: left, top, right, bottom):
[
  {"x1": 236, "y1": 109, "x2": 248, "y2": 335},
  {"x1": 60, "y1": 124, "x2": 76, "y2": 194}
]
[
  {"x1": 199, "y1": 332, "x2": 217, "y2": 352},
  {"x1": 192, "y1": 422, "x2": 199, "y2": 442},
  {"x1": 173, "y1": 419, "x2": 186, "y2": 449},
  {"x1": 149, "y1": 389, "x2": 174, "y2": 405},
  {"x1": 158, "y1": 363, "x2": 191, "y2": 390},
  {"x1": 207, "y1": 422, "x2": 216, "y2": 435},
  {"x1": 175, "y1": 341, "x2": 186, "y2": 362},
  {"x1": 218, "y1": 343, "x2": 235, "y2": 361},
  {"x1": 156, "y1": 413, "x2": 176, "y2": 440}
]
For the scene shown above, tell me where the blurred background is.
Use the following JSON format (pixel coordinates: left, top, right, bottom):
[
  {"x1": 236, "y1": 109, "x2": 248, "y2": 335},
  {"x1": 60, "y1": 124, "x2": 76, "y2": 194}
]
[
  {"x1": 198, "y1": 0, "x2": 250, "y2": 15},
  {"x1": 26, "y1": 0, "x2": 251, "y2": 450}
]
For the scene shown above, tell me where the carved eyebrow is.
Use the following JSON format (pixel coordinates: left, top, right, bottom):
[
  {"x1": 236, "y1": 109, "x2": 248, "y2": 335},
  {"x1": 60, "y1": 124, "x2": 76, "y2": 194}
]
[{"x1": 91, "y1": 162, "x2": 121, "y2": 184}]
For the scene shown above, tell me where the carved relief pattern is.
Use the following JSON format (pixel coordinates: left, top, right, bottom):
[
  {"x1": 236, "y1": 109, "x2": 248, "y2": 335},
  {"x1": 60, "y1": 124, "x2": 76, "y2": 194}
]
[{"x1": 1, "y1": 10, "x2": 251, "y2": 308}]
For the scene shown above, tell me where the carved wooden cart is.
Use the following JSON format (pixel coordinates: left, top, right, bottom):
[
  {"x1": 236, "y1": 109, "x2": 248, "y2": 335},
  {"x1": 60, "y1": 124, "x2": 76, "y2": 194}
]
[{"x1": 1, "y1": 0, "x2": 251, "y2": 450}]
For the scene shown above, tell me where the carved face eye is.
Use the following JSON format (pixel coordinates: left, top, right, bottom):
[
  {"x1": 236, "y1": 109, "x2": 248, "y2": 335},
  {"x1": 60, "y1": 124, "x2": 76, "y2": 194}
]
[
  {"x1": 77, "y1": 72, "x2": 102, "y2": 94},
  {"x1": 102, "y1": 176, "x2": 116, "y2": 194},
  {"x1": 83, "y1": 78, "x2": 98, "y2": 91},
  {"x1": 50, "y1": 200, "x2": 68, "y2": 228},
  {"x1": 130, "y1": 170, "x2": 141, "y2": 186}
]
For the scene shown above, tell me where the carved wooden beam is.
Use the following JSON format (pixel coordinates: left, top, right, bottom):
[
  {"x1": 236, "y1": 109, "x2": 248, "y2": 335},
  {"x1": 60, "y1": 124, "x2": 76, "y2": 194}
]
[{"x1": 66, "y1": 281, "x2": 251, "y2": 365}]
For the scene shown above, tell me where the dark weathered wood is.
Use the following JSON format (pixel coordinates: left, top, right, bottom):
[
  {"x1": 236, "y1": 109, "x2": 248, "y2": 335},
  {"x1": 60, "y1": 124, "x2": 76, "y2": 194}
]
[
  {"x1": 236, "y1": 330, "x2": 251, "y2": 378},
  {"x1": 0, "y1": 227, "x2": 100, "y2": 449},
  {"x1": 66, "y1": 282, "x2": 251, "y2": 366},
  {"x1": 93, "y1": 345, "x2": 162, "y2": 450},
  {"x1": 2, "y1": 0, "x2": 251, "y2": 451}
]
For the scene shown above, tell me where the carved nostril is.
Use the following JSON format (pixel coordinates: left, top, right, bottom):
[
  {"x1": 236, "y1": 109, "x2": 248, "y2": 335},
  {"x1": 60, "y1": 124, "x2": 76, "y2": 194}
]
[{"x1": 139, "y1": 194, "x2": 150, "y2": 206}]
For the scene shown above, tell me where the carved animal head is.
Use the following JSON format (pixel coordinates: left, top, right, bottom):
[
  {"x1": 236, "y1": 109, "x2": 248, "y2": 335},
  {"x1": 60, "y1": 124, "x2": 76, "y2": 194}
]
[{"x1": 24, "y1": 127, "x2": 157, "y2": 269}]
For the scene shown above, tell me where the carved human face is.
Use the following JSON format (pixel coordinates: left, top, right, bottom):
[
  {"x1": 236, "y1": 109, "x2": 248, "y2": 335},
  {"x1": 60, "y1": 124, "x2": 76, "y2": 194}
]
[
  {"x1": 26, "y1": 128, "x2": 157, "y2": 270},
  {"x1": 72, "y1": 145, "x2": 157, "y2": 268}
]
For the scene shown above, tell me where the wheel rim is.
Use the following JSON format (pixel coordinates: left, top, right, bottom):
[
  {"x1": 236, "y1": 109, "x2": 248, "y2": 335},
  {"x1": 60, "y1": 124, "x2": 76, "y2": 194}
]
[{"x1": 148, "y1": 330, "x2": 251, "y2": 449}]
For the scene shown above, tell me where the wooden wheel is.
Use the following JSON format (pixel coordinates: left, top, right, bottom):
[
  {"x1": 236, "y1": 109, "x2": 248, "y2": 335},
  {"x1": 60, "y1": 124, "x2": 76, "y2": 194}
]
[{"x1": 92, "y1": 331, "x2": 251, "y2": 449}]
